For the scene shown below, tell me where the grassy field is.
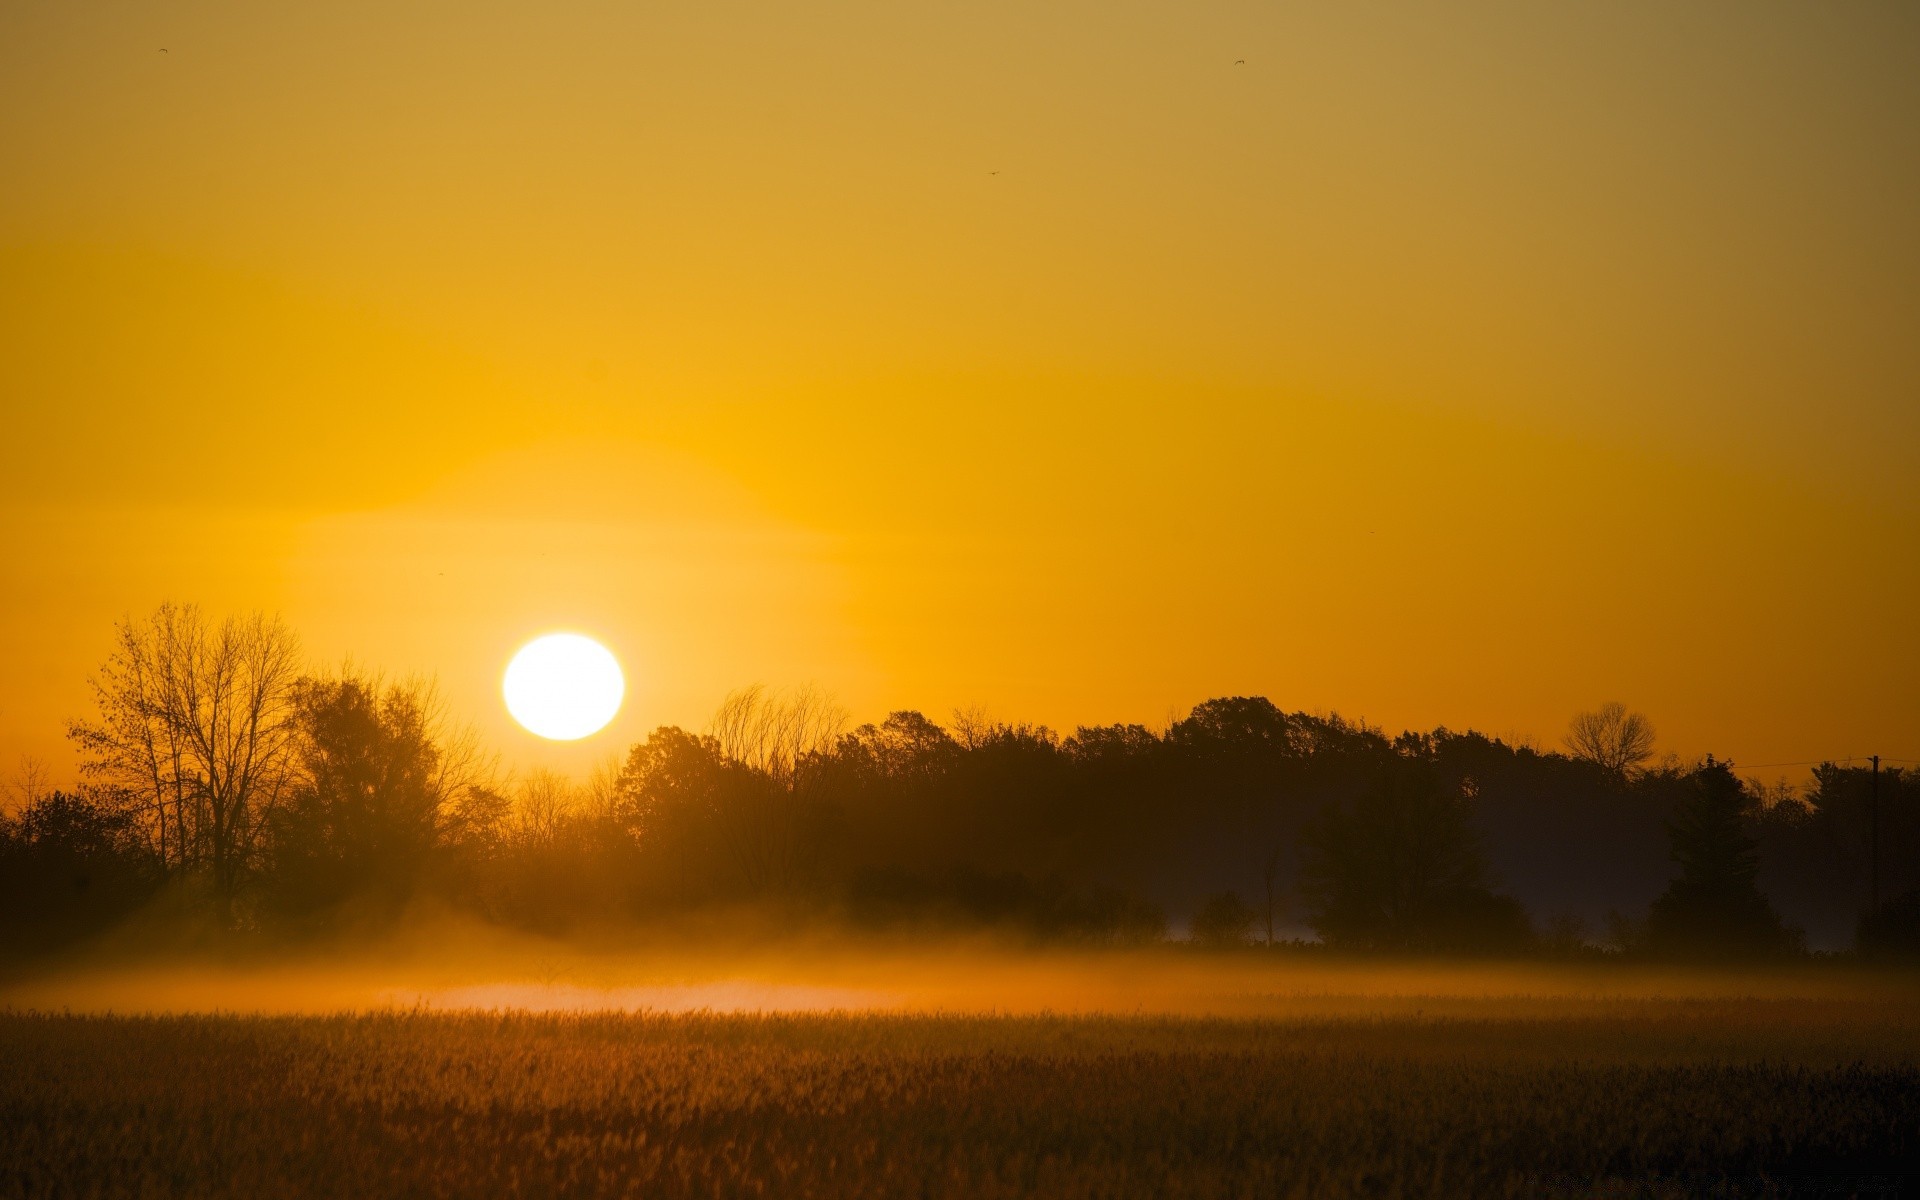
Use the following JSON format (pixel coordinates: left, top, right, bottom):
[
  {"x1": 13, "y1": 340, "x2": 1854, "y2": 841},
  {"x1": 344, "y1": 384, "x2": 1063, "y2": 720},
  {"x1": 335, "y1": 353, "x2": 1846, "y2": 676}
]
[{"x1": 4, "y1": 994, "x2": 1918, "y2": 1198}]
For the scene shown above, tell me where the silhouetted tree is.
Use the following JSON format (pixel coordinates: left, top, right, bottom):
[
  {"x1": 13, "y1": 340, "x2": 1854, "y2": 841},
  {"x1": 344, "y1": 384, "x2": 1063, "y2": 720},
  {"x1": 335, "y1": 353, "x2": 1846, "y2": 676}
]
[
  {"x1": 508, "y1": 769, "x2": 579, "y2": 849},
  {"x1": 1432, "y1": 728, "x2": 1673, "y2": 936},
  {"x1": 707, "y1": 685, "x2": 845, "y2": 894},
  {"x1": 840, "y1": 710, "x2": 961, "y2": 783},
  {"x1": 267, "y1": 674, "x2": 444, "y2": 916},
  {"x1": 488, "y1": 768, "x2": 641, "y2": 930},
  {"x1": 613, "y1": 725, "x2": 763, "y2": 904},
  {"x1": 1754, "y1": 763, "x2": 1920, "y2": 948},
  {"x1": 3, "y1": 757, "x2": 51, "y2": 813},
  {"x1": 1645, "y1": 760, "x2": 1797, "y2": 957},
  {"x1": 0, "y1": 790, "x2": 158, "y2": 953},
  {"x1": 939, "y1": 718, "x2": 1070, "y2": 879},
  {"x1": 1168, "y1": 698, "x2": 1308, "y2": 945},
  {"x1": 67, "y1": 604, "x2": 301, "y2": 926},
  {"x1": 1060, "y1": 722, "x2": 1174, "y2": 900},
  {"x1": 1301, "y1": 759, "x2": 1532, "y2": 952},
  {"x1": 818, "y1": 711, "x2": 966, "y2": 882},
  {"x1": 441, "y1": 784, "x2": 511, "y2": 857},
  {"x1": 1565, "y1": 703, "x2": 1656, "y2": 777}
]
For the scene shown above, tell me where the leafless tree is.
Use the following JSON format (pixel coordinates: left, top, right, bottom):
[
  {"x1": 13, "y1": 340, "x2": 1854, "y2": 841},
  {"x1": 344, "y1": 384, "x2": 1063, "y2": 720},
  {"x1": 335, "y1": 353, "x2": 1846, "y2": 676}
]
[
  {"x1": 711, "y1": 684, "x2": 846, "y2": 786},
  {"x1": 707, "y1": 684, "x2": 847, "y2": 892},
  {"x1": 1748, "y1": 777, "x2": 1808, "y2": 812},
  {"x1": 4, "y1": 756, "x2": 51, "y2": 815},
  {"x1": 579, "y1": 754, "x2": 627, "y2": 825},
  {"x1": 410, "y1": 675, "x2": 502, "y2": 829},
  {"x1": 1564, "y1": 702, "x2": 1656, "y2": 777},
  {"x1": 950, "y1": 704, "x2": 996, "y2": 751},
  {"x1": 509, "y1": 769, "x2": 579, "y2": 849},
  {"x1": 67, "y1": 604, "x2": 302, "y2": 924}
]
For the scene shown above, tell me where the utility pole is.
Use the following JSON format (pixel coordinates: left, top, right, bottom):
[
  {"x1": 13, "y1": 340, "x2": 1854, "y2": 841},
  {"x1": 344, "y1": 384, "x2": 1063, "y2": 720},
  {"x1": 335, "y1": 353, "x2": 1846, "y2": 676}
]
[{"x1": 1870, "y1": 755, "x2": 1881, "y2": 912}]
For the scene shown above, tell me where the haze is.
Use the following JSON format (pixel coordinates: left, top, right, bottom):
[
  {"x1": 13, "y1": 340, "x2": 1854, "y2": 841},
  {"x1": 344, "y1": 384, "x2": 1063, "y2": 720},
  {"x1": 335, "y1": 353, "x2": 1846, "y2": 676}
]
[
  {"x1": 4, "y1": 0, "x2": 1917, "y2": 781},
  {"x1": 8, "y1": 917, "x2": 1907, "y2": 1019}
]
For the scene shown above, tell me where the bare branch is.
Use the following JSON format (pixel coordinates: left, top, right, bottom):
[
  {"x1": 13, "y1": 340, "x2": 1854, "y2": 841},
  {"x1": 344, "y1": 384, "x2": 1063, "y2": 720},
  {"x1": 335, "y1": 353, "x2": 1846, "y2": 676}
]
[{"x1": 1564, "y1": 702, "x2": 1656, "y2": 777}]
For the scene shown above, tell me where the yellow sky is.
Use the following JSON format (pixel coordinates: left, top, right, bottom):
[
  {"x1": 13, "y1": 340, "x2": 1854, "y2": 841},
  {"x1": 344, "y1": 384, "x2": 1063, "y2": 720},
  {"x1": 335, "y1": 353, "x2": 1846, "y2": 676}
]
[{"x1": 3, "y1": 1, "x2": 1917, "y2": 784}]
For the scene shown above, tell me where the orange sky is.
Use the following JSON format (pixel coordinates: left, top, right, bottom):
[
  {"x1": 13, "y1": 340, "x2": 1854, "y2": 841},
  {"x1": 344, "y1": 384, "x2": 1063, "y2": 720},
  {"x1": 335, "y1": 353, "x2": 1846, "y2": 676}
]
[{"x1": 3, "y1": 1, "x2": 1917, "y2": 786}]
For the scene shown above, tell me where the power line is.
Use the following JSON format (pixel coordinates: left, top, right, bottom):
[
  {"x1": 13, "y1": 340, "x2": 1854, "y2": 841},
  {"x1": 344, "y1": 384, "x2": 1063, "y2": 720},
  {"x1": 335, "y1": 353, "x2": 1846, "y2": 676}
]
[{"x1": 1730, "y1": 756, "x2": 1919, "y2": 769}]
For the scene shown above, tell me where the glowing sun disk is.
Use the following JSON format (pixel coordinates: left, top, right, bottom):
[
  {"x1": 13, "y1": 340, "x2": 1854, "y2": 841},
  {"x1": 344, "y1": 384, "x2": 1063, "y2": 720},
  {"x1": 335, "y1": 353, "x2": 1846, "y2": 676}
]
[{"x1": 503, "y1": 633, "x2": 625, "y2": 740}]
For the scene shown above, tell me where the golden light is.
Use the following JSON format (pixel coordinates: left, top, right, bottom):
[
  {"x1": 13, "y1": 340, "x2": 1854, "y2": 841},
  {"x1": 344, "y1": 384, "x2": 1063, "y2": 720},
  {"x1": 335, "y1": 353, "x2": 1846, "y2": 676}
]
[{"x1": 502, "y1": 633, "x2": 625, "y2": 740}]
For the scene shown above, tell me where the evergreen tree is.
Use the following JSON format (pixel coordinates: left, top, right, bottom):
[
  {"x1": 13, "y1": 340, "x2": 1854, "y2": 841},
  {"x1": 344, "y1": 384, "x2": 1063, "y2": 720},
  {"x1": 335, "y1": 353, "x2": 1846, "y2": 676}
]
[{"x1": 1645, "y1": 759, "x2": 1796, "y2": 956}]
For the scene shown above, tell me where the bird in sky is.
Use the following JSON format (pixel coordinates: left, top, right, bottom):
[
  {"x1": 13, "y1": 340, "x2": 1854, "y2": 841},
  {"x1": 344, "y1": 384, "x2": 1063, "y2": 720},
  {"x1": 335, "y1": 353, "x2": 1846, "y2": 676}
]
[
  {"x1": 1234, "y1": 59, "x2": 1246, "y2": 66},
  {"x1": 158, "y1": 48, "x2": 168, "y2": 53}
]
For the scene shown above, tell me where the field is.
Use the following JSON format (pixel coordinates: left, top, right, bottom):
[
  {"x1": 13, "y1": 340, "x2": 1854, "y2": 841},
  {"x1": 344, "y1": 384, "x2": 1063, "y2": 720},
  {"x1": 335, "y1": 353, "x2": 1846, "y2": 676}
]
[{"x1": 5, "y1": 964, "x2": 1920, "y2": 1199}]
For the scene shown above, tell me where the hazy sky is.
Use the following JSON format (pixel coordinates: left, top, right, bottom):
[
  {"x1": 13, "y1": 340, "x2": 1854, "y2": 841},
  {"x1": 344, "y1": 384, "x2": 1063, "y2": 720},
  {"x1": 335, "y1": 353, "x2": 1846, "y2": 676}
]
[{"x1": 3, "y1": 0, "x2": 1917, "y2": 783}]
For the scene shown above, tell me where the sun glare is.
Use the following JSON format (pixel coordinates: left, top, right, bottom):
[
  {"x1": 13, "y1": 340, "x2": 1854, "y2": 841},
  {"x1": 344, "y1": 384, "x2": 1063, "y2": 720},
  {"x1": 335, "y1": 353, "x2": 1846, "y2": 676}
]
[{"x1": 502, "y1": 633, "x2": 625, "y2": 740}]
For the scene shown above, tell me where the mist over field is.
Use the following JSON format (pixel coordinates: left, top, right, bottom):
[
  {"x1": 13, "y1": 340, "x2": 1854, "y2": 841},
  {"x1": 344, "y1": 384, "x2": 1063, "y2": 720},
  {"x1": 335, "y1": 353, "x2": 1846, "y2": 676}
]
[
  {"x1": 8, "y1": 932, "x2": 1919, "y2": 1198},
  {"x1": 7, "y1": 911, "x2": 1917, "y2": 1018}
]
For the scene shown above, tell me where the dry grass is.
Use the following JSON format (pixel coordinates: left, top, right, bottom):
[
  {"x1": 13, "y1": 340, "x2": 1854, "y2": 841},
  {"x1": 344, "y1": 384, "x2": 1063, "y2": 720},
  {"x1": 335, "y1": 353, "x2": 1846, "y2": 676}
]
[{"x1": 3, "y1": 997, "x2": 1917, "y2": 1198}]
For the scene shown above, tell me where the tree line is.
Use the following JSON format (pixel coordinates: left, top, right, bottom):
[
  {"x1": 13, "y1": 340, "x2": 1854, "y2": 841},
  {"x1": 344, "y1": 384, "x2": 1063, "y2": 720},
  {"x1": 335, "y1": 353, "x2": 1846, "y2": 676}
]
[{"x1": 3, "y1": 604, "x2": 1916, "y2": 960}]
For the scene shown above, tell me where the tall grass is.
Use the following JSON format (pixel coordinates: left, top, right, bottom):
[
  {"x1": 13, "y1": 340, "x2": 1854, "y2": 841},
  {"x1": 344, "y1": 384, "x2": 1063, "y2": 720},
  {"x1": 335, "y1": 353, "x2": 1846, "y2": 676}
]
[{"x1": 3, "y1": 1000, "x2": 1916, "y2": 1197}]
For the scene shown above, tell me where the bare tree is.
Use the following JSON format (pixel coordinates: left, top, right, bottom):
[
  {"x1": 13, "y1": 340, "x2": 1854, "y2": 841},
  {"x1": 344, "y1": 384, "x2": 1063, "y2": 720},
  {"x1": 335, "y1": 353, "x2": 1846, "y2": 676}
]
[
  {"x1": 711, "y1": 684, "x2": 847, "y2": 787},
  {"x1": 1564, "y1": 702, "x2": 1656, "y2": 777},
  {"x1": 949, "y1": 704, "x2": 996, "y2": 751},
  {"x1": 579, "y1": 754, "x2": 627, "y2": 825},
  {"x1": 67, "y1": 604, "x2": 301, "y2": 924},
  {"x1": 4, "y1": 756, "x2": 51, "y2": 815},
  {"x1": 509, "y1": 769, "x2": 579, "y2": 849},
  {"x1": 707, "y1": 684, "x2": 847, "y2": 892},
  {"x1": 412, "y1": 675, "x2": 502, "y2": 831}
]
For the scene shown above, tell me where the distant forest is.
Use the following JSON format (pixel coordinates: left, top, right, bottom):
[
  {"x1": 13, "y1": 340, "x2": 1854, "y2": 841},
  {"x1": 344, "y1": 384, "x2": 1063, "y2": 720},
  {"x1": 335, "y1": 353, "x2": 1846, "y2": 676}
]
[{"x1": 4, "y1": 604, "x2": 1916, "y2": 960}]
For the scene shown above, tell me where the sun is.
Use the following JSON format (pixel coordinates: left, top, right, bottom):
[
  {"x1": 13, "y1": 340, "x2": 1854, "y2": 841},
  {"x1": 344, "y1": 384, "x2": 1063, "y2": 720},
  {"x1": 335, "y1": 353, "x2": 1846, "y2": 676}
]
[{"x1": 503, "y1": 633, "x2": 625, "y2": 740}]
